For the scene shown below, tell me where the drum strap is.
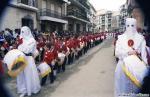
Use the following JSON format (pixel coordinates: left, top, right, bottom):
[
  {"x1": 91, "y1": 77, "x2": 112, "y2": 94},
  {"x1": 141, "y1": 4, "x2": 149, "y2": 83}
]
[
  {"x1": 122, "y1": 64, "x2": 141, "y2": 88},
  {"x1": 24, "y1": 53, "x2": 32, "y2": 56}
]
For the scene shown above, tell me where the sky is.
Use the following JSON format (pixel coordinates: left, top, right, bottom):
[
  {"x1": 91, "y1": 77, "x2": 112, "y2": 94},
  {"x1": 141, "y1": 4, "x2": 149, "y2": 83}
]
[{"x1": 89, "y1": 0, "x2": 127, "y2": 11}]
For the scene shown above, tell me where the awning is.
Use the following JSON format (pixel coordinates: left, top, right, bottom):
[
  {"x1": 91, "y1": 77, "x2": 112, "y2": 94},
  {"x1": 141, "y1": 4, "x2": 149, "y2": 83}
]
[
  {"x1": 67, "y1": 15, "x2": 90, "y2": 24},
  {"x1": 40, "y1": 16, "x2": 68, "y2": 24},
  {"x1": 63, "y1": 0, "x2": 68, "y2": 2}
]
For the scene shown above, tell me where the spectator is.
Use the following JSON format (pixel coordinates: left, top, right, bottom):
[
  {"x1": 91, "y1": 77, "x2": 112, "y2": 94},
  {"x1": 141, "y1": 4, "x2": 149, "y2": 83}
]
[
  {"x1": 13, "y1": 29, "x2": 19, "y2": 39},
  {"x1": 0, "y1": 31, "x2": 5, "y2": 45}
]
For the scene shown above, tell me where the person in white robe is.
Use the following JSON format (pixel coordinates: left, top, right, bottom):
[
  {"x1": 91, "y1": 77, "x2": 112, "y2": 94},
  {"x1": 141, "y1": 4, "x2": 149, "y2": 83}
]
[
  {"x1": 115, "y1": 18, "x2": 148, "y2": 97},
  {"x1": 17, "y1": 26, "x2": 41, "y2": 97}
]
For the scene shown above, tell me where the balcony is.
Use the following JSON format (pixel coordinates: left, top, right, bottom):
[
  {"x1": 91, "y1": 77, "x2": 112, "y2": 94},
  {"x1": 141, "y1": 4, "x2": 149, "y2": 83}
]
[
  {"x1": 67, "y1": 10, "x2": 90, "y2": 22},
  {"x1": 39, "y1": 9, "x2": 68, "y2": 24},
  {"x1": 17, "y1": 0, "x2": 38, "y2": 11},
  {"x1": 108, "y1": 19, "x2": 111, "y2": 22},
  {"x1": 102, "y1": 17, "x2": 105, "y2": 20},
  {"x1": 40, "y1": 9, "x2": 66, "y2": 19},
  {"x1": 69, "y1": 0, "x2": 90, "y2": 11},
  {"x1": 78, "y1": 0, "x2": 90, "y2": 9}
]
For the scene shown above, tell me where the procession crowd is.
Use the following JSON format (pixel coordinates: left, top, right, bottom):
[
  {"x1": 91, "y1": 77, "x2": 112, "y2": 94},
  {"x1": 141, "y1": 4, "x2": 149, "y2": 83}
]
[
  {"x1": 0, "y1": 27, "x2": 117, "y2": 93},
  {"x1": 0, "y1": 24, "x2": 150, "y2": 97}
]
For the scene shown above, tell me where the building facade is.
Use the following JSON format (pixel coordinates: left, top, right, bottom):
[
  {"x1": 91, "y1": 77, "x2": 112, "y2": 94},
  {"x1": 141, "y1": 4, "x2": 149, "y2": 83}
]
[
  {"x1": 119, "y1": 4, "x2": 128, "y2": 32},
  {"x1": 111, "y1": 11, "x2": 120, "y2": 32},
  {"x1": 96, "y1": 10, "x2": 113, "y2": 32},
  {"x1": 37, "y1": 0, "x2": 68, "y2": 33},
  {"x1": 0, "y1": 0, "x2": 95, "y2": 33},
  {"x1": 88, "y1": 2, "x2": 96, "y2": 33},
  {"x1": 67, "y1": 0, "x2": 91, "y2": 33},
  {"x1": 0, "y1": 0, "x2": 38, "y2": 30}
]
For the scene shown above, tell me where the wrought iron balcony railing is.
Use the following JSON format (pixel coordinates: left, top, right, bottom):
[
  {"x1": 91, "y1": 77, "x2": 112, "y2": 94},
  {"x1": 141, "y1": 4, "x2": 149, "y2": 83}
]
[
  {"x1": 78, "y1": 0, "x2": 90, "y2": 9},
  {"x1": 70, "y1": 0, "x2": 90, "y2": 10},
  {"x1": 67, "y1": 10, "x2": 89, "y2": 21},
  {"x1": 39, "y1": 9, "x2": 66, "y2": 19},
  {"x1": 17, "y1": 0, "x2": 37, "y2": 7}
]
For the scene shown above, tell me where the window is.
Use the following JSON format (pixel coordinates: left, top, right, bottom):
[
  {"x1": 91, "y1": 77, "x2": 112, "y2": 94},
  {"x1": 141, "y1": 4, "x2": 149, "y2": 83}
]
[
  {"x1": 20, "y1": 0, "x2": 36, "y2": 7},
  {"x1": 58, "y1": 7, "x2": 62, "y2": 15},
  {"x1": 21, "y1": 0, "x2": 28, "y2": 5},
  {"x1": 42, "y1": 0, "x2": 46, "y2": 9},
  {"x1": 51, "y1": 4, "x2": 55, "y2": 11}
]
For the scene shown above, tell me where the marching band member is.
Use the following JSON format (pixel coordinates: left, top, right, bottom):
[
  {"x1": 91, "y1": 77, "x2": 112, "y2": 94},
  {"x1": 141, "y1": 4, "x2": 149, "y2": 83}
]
[
  {"x1": 55, "y1": 37, "x2": 65, "y2": 73},
  {"x1": 83, "y1": 35, "x2": 88, "y2": 54},
  {"x1": 59, "y1": 38, "x2": 68, "y2": 72},
  {"x1": 50, "y1": 42, "x2": 58, "y2": 80},
  {"x1": 16, "y1": 35, "x2": 23, "y2": 47},
  {"x1": 36, "y1": 35, "x2": 45, "y2": 62},
  {"x1": 2, "y1": 40, "x2": 9, "y2": 55},
  {"x1": 74, "y1": 35, "x2": 80, "y2": 60},
  {"x1": 76, "y1": 36, "x2": 82, "y2": 58},
  {"x1": 63, "y1": 37, "x2": 70, "y2": 65},
  {"x1": 70, "y1": 36, "x2": 76, "y2": 64},
  {"x1": 17, "y1": 26, "x2": 41, "y2": 97},
  {"x1": 41, "y1": 43, "x2": 55, "y2": 85},
  {"x1": 65, "y1": 36, "x2": 74, "y2": 65},
  {"x1": 57, "y1": 48, "x2": 66, "y2": 73},
  {"x1": 115, "y1": 18, "x2": 148, "y2": 97}
]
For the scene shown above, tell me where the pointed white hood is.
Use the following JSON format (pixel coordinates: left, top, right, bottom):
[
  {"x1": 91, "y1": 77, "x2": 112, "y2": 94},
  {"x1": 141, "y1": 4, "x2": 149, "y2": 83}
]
[
  {"x1": 124, "y1": 18, "x2": 138, "y2": 38},
  {"x1": 20, "y1": 26, "x2": 34, "y2": 40}
]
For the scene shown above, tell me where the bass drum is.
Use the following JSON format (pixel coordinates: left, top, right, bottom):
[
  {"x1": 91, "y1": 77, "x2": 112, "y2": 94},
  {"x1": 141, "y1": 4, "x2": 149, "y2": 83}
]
[
  {"x1": 58, "y1": 53, "x2": 66, "y2": 65},
  {"x1": 3, "y1": 49, "x2": 27, "y2": 77},
  {"x1": 37, "y1": 62, "x2": 51, "y2": 78},
  {"x1": 123, "y1": 55, "x2": 148, "y2": 88},
  {"x1": 33, "y1": 49, "x2": 39, "y2": 59}
]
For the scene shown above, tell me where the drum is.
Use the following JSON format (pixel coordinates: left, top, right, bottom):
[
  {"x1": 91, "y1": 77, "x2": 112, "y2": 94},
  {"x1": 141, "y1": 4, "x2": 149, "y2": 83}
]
[
  {"x1": 51, "y1": 60, "x2": 56, "y2": 66},
  {"x1": 123, "y1": 55, "x2": 148, "y2": 87},
  {"x1": 91, "y1": 39, "x2": 94, "y2": 44},
  {"x1": 58, "y1": 53, "x2": 66, "y2": 65},
  {"x1": 33, "y1": 49, "x2": 39, "y2": 58},
  {"x1": 66, "y1": 47, "x2": 70, "y2": 56},
  {"x1": 70, "y1": 48, "x2": 75, "y2": 53},
  {"x1": 37, "y1": 62, "x2": 51, "y2": 78},
  {"x1": 76, "y1": 47, "x2": 81, "y2": 52},
  {"x1": 80, "y1": 42, "x2": 84, "y2": 49},
  {"x1": 3, "y1": 49, "x2": 27, "y2": 77}
]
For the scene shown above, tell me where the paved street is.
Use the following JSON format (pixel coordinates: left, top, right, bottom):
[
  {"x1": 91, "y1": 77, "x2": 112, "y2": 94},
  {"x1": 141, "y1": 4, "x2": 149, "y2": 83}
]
[{"x1": 5, "y1": 38, "x2": 116, "y2": 97}]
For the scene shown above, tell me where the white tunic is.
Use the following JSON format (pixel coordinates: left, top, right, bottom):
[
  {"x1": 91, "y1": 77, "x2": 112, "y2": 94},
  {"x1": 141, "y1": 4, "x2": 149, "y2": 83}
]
[
  {"x1": 115, "y1": 33, "x2": 148, "y2": 97},
  {"x1": 17, "y1": 27, "x2": 41, "y2": 96}
]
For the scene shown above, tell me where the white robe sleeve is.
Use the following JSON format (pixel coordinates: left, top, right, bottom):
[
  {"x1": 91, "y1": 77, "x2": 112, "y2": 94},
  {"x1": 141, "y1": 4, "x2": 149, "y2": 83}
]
[
  {"x1": 18, "y1": 39, "x2": 36, "y2": 54},
  {"x1": 115, "y1": 36, "x2": 128, "y2": 60}
]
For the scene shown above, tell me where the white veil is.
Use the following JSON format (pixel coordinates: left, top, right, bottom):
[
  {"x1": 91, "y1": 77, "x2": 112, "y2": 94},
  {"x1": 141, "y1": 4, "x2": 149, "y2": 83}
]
[
  {"x1": 20, "y1": 26, "x2": 34, "y2": 40},
  {"x1": 124, "y1": 18, "x2": 138, "y2": 38}
]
